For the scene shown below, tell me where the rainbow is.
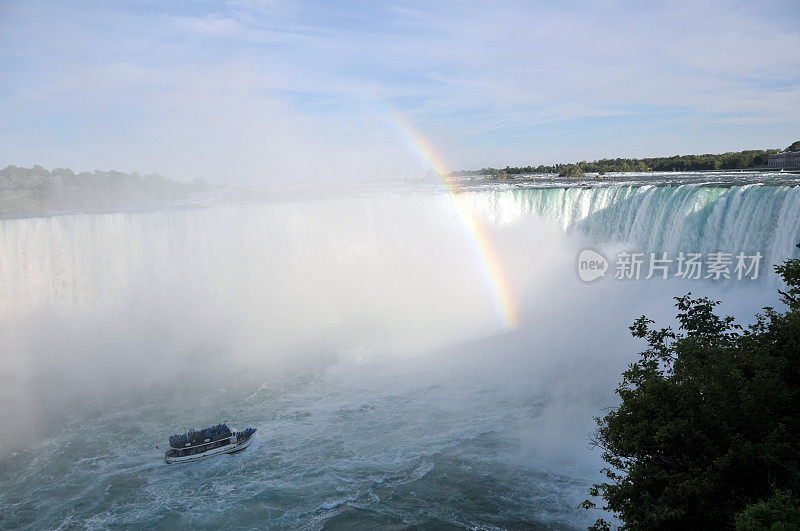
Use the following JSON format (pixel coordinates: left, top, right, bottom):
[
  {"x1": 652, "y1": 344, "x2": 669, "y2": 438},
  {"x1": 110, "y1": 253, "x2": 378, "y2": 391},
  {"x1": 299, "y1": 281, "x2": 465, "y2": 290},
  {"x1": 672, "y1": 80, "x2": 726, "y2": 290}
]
[{"x1": 392, "y1": 115, "x2": 519, "y2": 330}]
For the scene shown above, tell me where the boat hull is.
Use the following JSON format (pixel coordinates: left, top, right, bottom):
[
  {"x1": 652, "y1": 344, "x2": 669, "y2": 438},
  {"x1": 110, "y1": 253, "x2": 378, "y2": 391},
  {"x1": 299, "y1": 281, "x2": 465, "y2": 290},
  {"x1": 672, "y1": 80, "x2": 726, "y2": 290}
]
[{"x1": 164, "y1": 437, "x2": 253, "y2": 464}]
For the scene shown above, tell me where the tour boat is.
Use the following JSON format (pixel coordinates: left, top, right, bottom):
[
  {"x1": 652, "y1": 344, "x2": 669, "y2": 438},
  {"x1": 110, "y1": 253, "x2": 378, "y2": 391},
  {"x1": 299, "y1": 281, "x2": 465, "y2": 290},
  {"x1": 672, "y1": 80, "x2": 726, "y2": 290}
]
[{"x1": 164, "y1": 423, "x2": 256, "y2": 464}]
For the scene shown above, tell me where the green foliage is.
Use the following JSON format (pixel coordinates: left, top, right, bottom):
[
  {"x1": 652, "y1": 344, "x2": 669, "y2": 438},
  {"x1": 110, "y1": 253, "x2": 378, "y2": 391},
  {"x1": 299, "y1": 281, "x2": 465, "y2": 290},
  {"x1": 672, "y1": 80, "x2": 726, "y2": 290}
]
[
  {"x1": 587, "y1": 244, "x2": 800, "y2": 529},
  {"x1": 0, "y1": 165, "x2": 207, "y2": 215},
  {"x1": 787, "y1": 141, "x2": 800, "y2": 152},
  {"x1": 735, "y1": 491, "x2": 800, "y2": 530},
  {"x1": 558, "y1": 164, "x2": 585, "y2": 178},
  {"x1": 452, "y1": 148, "x2": 782, "y2": 178}
]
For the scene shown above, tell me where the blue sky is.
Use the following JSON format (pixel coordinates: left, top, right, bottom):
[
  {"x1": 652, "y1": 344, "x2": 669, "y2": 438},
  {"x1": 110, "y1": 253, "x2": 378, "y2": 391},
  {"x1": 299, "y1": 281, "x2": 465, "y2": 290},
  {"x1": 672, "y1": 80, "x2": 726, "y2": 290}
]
[{"x1": 1, "y1": 0, "x2": 799, "y2": 183}]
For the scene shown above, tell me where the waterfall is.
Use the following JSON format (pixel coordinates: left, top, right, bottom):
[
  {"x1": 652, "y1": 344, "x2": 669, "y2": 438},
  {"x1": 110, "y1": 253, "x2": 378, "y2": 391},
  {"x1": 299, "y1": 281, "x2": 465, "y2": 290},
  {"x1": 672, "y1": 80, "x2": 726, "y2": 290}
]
[
  {"x1": 1, "y1": 182, "x2": 798, "y2": 529},
  {"x1": 465, "y1": 184, "x2": 800, "y2": 261},
  {"x1": 1, "y1": 184, "x2": 798, "y2": 321}
]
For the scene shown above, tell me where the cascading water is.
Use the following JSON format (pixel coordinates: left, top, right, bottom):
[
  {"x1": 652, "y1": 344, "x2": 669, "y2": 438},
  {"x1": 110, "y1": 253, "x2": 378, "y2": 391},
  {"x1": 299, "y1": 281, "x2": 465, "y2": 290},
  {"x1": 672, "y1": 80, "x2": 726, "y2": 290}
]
[
  {"x1": 1, "y1": 178, "x2": 798, "y2": 528},
  {"x1": 464, "y1": 184, "x2": 800, "y2": 266},
  {"x1": 3, "y1": 184, "x2": 798, "y2": 319}
]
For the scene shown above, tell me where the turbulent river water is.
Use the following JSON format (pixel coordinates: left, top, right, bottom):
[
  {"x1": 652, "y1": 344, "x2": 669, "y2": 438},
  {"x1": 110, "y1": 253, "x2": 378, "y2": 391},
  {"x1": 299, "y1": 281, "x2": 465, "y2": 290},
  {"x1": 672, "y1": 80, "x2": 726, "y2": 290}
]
[{"x1": 1, "y1": 172, "x2": 799, "y2": 529}]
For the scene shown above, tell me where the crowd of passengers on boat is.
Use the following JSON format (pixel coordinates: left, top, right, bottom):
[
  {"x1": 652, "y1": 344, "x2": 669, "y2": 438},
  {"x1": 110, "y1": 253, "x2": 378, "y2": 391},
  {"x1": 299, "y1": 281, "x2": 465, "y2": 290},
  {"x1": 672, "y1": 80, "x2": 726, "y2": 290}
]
[
  {"x1": 169, "y1": 424, "x2": 232, "y2": 448},
  {"x1": 166, "y1": 424, "x2": 257, "y2": 458}
]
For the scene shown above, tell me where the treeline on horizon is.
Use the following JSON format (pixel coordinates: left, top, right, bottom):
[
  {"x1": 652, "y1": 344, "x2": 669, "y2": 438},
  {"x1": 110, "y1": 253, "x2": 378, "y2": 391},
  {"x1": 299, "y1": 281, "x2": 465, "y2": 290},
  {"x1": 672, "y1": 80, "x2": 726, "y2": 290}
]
[
  {"x1": 452, "y1": 148, "x2": 783, "y2": 178},
  {"x1": 0, "y1": 165, "x2": 208, "y2": 216}
]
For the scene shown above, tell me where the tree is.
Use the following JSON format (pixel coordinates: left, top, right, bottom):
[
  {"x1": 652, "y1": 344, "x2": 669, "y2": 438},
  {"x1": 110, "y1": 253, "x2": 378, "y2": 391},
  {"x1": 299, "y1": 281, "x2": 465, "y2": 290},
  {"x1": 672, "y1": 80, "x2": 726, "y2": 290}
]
[
  {"x1": 449, "y1": 148, "x2": 782, "y2": 178},
  {"x1": 586, "y1": 244, "x2": 800, "y2": 529},
  {"x1": 559, "y1": 164, "x2": 585, "y2": 178},
  {"x1": 734, "y1": 490, "x2": 800, "y2": 530}
]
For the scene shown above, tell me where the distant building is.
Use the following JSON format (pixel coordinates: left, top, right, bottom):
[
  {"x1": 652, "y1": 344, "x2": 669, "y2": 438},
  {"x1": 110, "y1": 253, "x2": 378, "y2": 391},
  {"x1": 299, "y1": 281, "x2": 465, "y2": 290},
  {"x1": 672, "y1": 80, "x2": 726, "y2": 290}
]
[{"x1": 768, "y1": 150, "x2": 800, "y2": 168}]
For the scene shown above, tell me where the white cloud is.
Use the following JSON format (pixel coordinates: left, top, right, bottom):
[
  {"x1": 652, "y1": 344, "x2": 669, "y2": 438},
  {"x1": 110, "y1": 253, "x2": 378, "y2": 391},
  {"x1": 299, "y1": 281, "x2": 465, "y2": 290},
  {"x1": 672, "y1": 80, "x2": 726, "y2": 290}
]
[
  {"x1": 134, "y1": 63, "x2": 425, "y2": 183},
  {"x1": 1, "y1": 0, "x2": 798, "y2": 180}
]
